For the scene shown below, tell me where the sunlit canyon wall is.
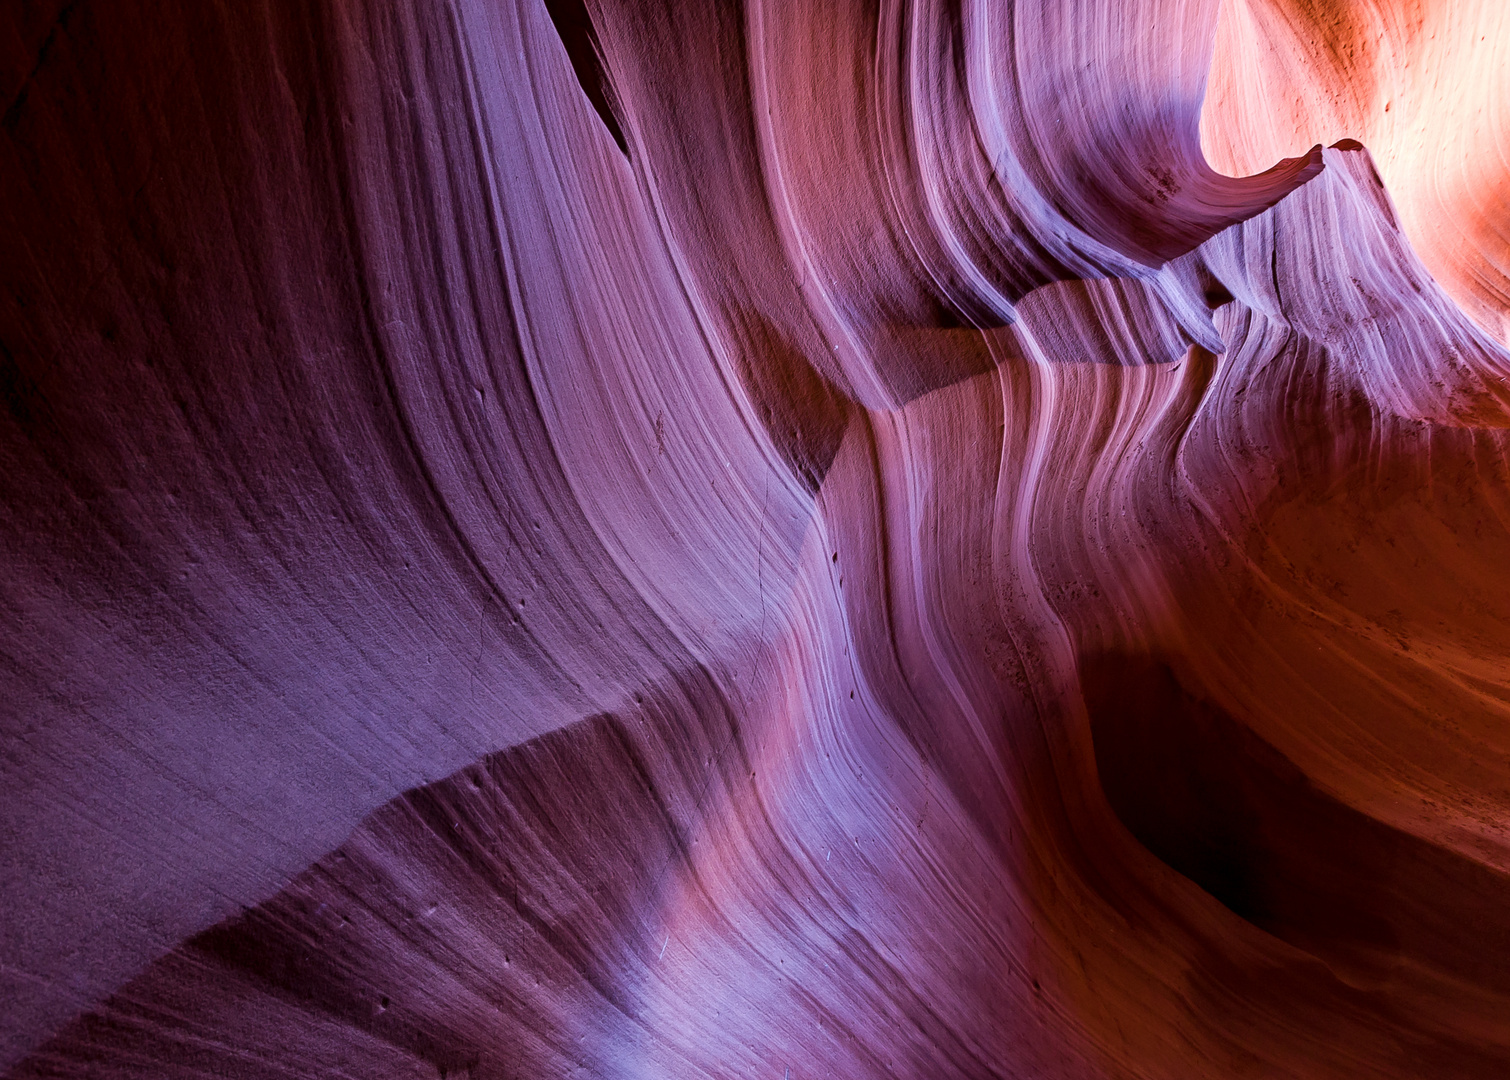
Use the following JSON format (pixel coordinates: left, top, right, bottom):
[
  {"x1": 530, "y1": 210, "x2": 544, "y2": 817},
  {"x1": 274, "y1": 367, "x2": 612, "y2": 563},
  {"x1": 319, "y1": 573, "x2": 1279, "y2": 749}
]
[{"x1": 4, "y1": 0, "x2": 1510, "y2": 1076}]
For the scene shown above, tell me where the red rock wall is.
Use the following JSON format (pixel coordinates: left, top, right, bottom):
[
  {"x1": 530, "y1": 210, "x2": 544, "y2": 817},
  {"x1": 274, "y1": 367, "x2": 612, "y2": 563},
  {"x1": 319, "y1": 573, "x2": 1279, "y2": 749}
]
[{"x1": 3, "y1": 0, "x2": 1509, "y2": 1075}]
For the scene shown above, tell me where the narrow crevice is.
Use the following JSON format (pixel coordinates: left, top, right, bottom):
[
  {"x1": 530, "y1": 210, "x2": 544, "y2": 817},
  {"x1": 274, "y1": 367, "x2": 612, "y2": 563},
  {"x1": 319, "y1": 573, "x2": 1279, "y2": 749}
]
[{"x1": 542, "y1": 0, "x2": 629, "y2": 157}]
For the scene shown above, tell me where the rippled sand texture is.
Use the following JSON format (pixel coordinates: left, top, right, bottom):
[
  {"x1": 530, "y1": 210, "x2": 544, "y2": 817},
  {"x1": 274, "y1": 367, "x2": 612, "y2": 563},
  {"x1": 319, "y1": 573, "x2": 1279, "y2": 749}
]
[{"x1": 4, "y1": 0, "x2": 1510, "y2": 1076}]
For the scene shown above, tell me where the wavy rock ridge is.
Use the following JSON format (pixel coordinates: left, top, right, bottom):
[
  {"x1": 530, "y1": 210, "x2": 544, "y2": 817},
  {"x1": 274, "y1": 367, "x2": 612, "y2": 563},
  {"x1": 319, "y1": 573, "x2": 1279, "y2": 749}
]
[{"x1": 4, "y1": 0, "x2": 1510, "y2": 1076}]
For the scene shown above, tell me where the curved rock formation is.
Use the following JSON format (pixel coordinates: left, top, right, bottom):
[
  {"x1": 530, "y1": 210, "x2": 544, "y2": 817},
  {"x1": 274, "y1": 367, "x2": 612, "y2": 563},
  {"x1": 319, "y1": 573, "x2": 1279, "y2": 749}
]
[{"x1": 3, "y1": 0, "x2": 1509, "y2": 1075}]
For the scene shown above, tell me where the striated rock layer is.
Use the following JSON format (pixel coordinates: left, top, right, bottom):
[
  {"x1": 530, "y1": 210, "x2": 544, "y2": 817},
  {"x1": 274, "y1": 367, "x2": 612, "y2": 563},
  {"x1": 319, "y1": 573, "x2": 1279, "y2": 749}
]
[{"x1": 4, "y1": 0, "x2": 1510, "y2": 1075}]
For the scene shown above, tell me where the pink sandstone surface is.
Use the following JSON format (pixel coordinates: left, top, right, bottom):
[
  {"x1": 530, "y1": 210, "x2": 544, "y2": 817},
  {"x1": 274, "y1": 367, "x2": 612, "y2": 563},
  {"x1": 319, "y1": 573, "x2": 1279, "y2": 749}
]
[{"x1": 3, "y1": 0, "x2": 1510, "y2": 1075}]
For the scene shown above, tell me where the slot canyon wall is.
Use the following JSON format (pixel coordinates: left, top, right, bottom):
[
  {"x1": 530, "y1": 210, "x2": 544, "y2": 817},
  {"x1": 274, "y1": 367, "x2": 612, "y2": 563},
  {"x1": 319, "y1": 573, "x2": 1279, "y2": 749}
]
[{"x1": 3, "y1": 0, "x2": 1510, "y2": 1075}]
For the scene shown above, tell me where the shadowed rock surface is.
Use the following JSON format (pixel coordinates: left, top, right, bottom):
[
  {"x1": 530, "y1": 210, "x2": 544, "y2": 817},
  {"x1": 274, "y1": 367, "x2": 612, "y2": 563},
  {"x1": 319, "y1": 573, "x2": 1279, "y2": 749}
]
[{"x1": 4, "y1": 0, "x2": 1510, "y2": 1075}]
